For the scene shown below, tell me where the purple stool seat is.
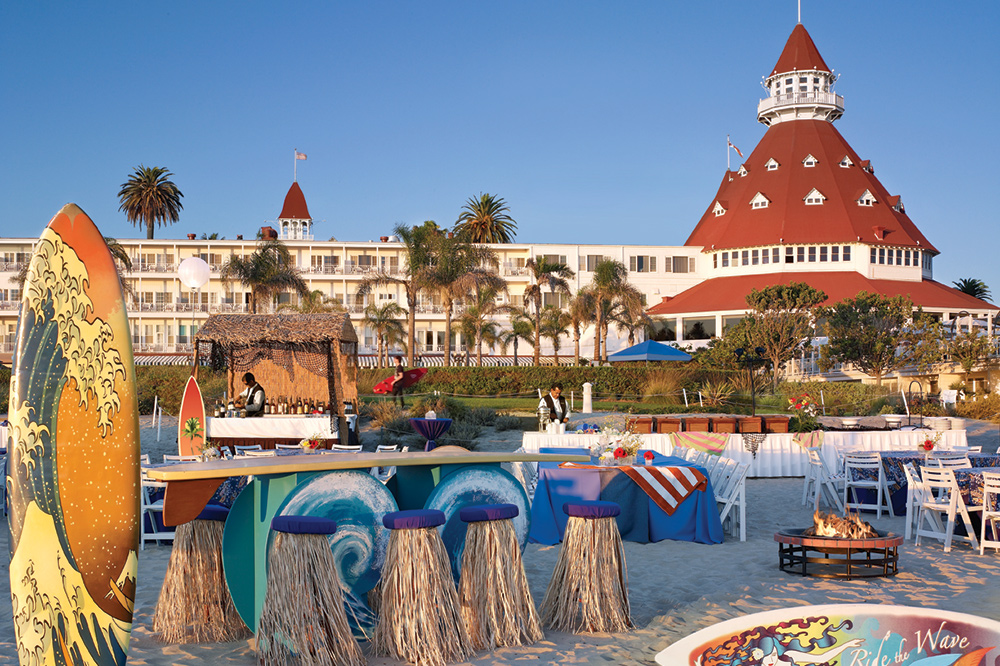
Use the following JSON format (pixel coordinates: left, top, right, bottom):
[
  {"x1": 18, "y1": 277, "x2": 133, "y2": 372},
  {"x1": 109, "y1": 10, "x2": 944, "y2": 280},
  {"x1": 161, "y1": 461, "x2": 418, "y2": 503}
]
[
  {"x1": 563, "y1": 500, "x2": 621, "y2": 519},
  {"x1": 196, "y1": 504, "x2": 230, "y2": 522},
  {"x1": 459, "y1": 503, "x2": 519, "y2": 523},
  {"x1": 383, "y1": 509, "x2": 446, "y2": 530},
  {"x1": 271, "y1": 515, "x2": 338, "y2": 535}
]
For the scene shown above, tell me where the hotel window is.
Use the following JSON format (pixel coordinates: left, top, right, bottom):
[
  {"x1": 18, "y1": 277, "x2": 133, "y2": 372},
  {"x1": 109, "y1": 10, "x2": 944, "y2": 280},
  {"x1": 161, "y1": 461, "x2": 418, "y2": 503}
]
[
  {"x1": 832, "y1": 246, "x2": 839, "y2": 261},
  {"x1": 808, "y1": 247, "x2": 817, "y2": 262},
  {"x1": 721, "y1": 252, "x2": 729, "y2": 268},
  {"x1": 886, "y1": 249, "x2": 894, "y2": 265},
  {"x1": 804, "y1": 188, "x2": 825, "y2": 205},
  {"x1": 896, "y1": 249, "x2": 903, "y2": 265},
  {"x1": 583, "y1": 255, "x2": 605, "y2": 271},
  {"x1": 629, "y1": 255, "x2": 656, "y2": 272},
  {"x1": 858, "y1": 190, "x2": 876, "y2": 206},
  {"x1": 785, "y1": 78, "x2": 793, "y2": 85},
  {"x1": 713, "y1": 202, "x2": 726, "y2": 217},
  {"x1": 820, "y1": 246, "x2": 828, "y2": 262},
  {"x1": 799, "y1": 77, "x2": 807, "y2": 84},
  {"x1": 879, "y1": 248, "x2": 886, "y2": 265},
  {"x1": 671, "y1": 256, "x2": 693, "y2": 273},
  {"x1": 742, "y1": 250, "x2": 749, "y2": 265},
  {"x1": 765, "y1": 159, "x2": 779, "y2": 171},
  {"x1": 802, "y1": 155, "x2": 818, "y2": 167},
  {"x1": 773, "y1": 248, "x2": 781, "y2": 263},
  {"x1": 871, "y1": 248, "x2": 877, "y2": 264},
  {"x1": 751, "y1": 192, "x2": 770, "y2": 209},
  {"x1": 840, "y1": 156, "x2": 853, "y2": 168},
  {"x1": 752, "y1": 249, "x2": 759, "y2": 265},
  {"x1": 762, "y1": 248, "x2": 770, "y2": 265},
  {"x1": 843, "y1": 246, "x2": 852, "y2": 261},
  {"x1": 904, "y1": 250, "x2": 911, "y2": 266},
  {"x1": 797, "y1": 247, "x2": 805, "y2": 263},
  {"x1": 539, "y1": 254, "x2": 567, "y2": 265},
  {"x1": 786, "y1": 247, "x2": 795, "y2": 263},
  {"x1": 738, "y1": 165, "x2": 748, "y2": 177},
  {"x1": 713, "y1": 253, "x2": 718, "y2": 269}
]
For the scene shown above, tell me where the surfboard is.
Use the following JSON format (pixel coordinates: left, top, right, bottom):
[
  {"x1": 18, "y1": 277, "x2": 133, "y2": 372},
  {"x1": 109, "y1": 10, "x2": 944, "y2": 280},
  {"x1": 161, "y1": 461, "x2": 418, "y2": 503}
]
[
  {"x1": 178, "y1": 375, "x2": 207, "y2": 456},
  {"x1": 7, "y1": 203, "x2": 140, "y2": 664},
  {"x1": 373, "y1": 367, "x2": 427, "y2": 394}
]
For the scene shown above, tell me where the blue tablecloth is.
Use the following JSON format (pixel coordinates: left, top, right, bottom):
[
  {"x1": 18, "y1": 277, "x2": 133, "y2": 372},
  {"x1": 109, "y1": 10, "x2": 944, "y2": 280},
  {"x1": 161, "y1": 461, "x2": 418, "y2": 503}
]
[{"x1": 529, "y1": 450, "x2": 724, "y2": 545}]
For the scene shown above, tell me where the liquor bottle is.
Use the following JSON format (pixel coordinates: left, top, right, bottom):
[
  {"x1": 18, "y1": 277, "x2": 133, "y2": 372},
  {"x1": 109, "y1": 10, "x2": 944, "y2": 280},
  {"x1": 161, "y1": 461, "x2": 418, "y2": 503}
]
[
  {"x1": 264, "y1": 398, "x2": 271, "y2": 415},
  {"x1": 227, "y1": 399, "x2": 235, "y2": 418}
]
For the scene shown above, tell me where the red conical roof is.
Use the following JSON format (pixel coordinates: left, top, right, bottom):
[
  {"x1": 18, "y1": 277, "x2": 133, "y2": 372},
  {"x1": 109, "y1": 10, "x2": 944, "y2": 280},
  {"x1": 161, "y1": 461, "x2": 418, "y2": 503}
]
[
  {"x1": 685, "y1": 119, "x2": 936, "y2": 253},
  {"x1": 279, "y1": 182, "x2": 311, "y2": 220},
  {"x1": 770, "y1": 24, "x2": 830, "y2": 76}
]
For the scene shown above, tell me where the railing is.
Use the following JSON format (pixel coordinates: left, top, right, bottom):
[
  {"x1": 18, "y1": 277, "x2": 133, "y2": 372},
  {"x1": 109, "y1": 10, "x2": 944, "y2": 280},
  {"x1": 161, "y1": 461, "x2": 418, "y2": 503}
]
[
  {"x1": 0, "y1": 262, "x2": 26, "y2": 273},
  {"x1": 758, "y1": 91, "x2": 844, "y2": 114},
  {"x1": 0, "y1": 300, "x2": 19, "y2": 311}
]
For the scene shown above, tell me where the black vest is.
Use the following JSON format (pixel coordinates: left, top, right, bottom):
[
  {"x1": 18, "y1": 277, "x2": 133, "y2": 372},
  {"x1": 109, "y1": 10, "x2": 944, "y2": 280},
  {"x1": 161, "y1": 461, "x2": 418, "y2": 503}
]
[{"x1": 543, "y1": 394, "x2": 567, "y2": 420}]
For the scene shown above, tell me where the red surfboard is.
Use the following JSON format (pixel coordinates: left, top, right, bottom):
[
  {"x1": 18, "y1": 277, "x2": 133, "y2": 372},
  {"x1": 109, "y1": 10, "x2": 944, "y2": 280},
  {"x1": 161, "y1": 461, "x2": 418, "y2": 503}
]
[
  {"x1": 177, "y1": 375, "x2": 207, "y2": 456},
  {"x1": 373, "y1": 367, "x2": 428, "y2": 394}
]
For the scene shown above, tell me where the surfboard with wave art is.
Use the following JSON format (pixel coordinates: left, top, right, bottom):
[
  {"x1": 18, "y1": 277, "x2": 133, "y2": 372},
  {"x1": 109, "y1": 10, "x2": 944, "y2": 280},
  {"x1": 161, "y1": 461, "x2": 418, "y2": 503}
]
[{"x1": 7, "y1": 204, "x2": 140, "y2": 665}]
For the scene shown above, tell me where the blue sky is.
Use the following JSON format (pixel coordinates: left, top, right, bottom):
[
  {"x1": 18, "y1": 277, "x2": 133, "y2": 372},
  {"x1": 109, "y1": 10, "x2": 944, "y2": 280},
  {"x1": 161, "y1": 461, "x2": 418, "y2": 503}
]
[{"x1": 2, "y1": 1, "x2": 998, "y2": 296}]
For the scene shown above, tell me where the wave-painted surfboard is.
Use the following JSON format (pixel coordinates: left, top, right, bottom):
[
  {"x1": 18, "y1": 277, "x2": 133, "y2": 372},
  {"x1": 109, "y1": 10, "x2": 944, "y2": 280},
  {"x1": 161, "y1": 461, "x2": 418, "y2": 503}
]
[
  {"x1": 7, "y1": 204, "x2": 140, "y2": 665},
  {"x1": 178, "y1": 375, "x2": 206, "y2": 456}
]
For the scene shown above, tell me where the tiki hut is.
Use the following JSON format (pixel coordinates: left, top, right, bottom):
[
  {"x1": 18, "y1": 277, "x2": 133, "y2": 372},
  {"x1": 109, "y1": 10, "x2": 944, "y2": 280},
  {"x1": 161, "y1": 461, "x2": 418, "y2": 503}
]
[{"x1": 194, "y1": 313, "x2": 359, "y2": 416}]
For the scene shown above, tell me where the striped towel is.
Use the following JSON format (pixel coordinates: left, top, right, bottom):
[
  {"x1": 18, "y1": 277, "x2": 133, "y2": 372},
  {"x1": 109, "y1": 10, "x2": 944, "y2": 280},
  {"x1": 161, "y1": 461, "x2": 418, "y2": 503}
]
[
  {"x1": 793, "y1": 430, "x2": 824, "y2": 449},
  {"x1": 560, "y1": 463, "x2": 707, "y2": 516},
  {"x1": 670, "y1": 431, "x2": 729, "y2": 456}
]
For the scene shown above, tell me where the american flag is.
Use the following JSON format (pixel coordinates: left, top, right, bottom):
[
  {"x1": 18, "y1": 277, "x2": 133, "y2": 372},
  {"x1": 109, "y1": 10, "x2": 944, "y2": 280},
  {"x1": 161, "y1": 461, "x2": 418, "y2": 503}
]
[
  {"x1": 728, "y1": 140, "x2": 743, "y2": 158},
  {"x1": 295, "y1": 151, "x2": 307, "y2": 160}
]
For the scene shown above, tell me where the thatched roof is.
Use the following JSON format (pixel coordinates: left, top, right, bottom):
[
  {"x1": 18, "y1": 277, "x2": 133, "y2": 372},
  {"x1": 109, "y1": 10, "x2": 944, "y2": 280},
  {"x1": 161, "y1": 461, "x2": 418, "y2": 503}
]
[{"x1": 195, "y1": 313, "x2": 357, "y2": 346}]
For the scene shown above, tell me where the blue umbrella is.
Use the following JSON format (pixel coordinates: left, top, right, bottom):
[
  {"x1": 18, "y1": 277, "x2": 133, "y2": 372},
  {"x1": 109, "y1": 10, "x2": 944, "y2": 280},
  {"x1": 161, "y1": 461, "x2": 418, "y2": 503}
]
[{"x1": 606, "y1": 339, "x2": 692, "y2": 363}]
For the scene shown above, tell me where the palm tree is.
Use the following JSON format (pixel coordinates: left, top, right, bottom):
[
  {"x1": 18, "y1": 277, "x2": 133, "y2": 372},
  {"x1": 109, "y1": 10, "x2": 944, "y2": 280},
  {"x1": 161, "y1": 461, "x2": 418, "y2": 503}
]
[
  {"x1": 220, "y1": 239, "x2": 308, "y2": 314},
  {"x1": 278, "y1": 289, "x2": 344, "y2": 313},
  {"x1": 567, "y1": 290, "x2": 596, "y2": 365},
  {"x1": 540, "y1": 306, "x2": 571, "y2": 366},
  {"x1": 588, "y1": 259, "x2": 629, "y2": 363},
  {"x1": 953, "y1": 278, "x2": 992, "y2": 302},
  {"x1": 362, "y1": 301, "x2": 407, "y2": 368},
  {"x1": 11, "y1": 236, "x2": 135, "y2": 299},
  {"x1": 458, "y1": 284, "x2": 513, "y2": 366},
  {"x1": 523, "y1": 257, "x2": 575, "y2": 366},
  {"x1": 454, "y1": 193, "x2": 517, "y2": 243},
  {"x1": 610, "y1": 285, "x2": 651, "y2": 347},
  {"x1": 425, "y1": 232, "x2": 502, "y2": 365},
  {"x1": 117, "y1": 165, "x2": 184, "y2": 239},
  {"x1": 498, "y1": 308, "x2": 535, "y2": 367},
  {"x1": 358, "y1": 222, "x2": 437, "y2": 367}
]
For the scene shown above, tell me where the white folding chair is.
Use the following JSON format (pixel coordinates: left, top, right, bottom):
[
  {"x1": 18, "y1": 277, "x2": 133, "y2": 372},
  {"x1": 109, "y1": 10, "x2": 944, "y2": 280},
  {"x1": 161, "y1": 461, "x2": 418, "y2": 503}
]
[
  {"x1": 806, "y1": 448, "x2": 845, "y2": 513},
  {"x1": 234, "y1": 444, "x2": 264, "y2": 456},
  {"x1": 801, "y1": 448, "x2": 819, "y2": 506},
  {"x1": 843, "y1": 452, "x2": 894, "y2": 518},
  {"x1": 968, "y1": 446, "x2": 983, "y2": 453},
  {"x1": 275, "y1": 443, "x2": 302, "y2": 450},
  {"x1": 140, "y1": 479, "x2": 174, "y2": 550},
  {"x1": 244, "y1": 449, "x2": 277, "y2": 457},
  {"x1": 980, "y1": 471, "x2": 1000, "y2": 555},
  {"x1": 714, "y1": 460, "x2": 750, "y2": 541},
  {"x1": 140, "y1": 454, "x2": 151, "y2": 465},
  {"x1": 371, "y1": 444, "x2": 398, "y2": 483},
  {"x1": 331, "y1": 443, "x2": 363, "y2": 452},
  {"x1": 930, "y1": 454, "x2": 972, "y2": 470},
  {"x1": 916, "y1": 466, "x2": 981, "y2": 553},
  {"x1": 901, "y1": 462, "x2": 929, "y2": 541},
  {"x1": 163, "y1": 454, "x2": 200, "y2": 463}
]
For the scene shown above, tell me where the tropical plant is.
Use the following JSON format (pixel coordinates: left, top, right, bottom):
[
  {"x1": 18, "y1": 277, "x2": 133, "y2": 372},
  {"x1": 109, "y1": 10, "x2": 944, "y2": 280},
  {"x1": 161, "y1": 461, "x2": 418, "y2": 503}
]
[
  {"x1": 609, "y1": 283, "x2": 650, "y2": 348},
  {"x1": 358, "y1": 222, "x2": 438, "y2": 367},
  {"x1": 180, "y1": 416, "x2": 204, "y2": 448},
  {"x1": 362, "y1": 301, "x2": 407, "y2": 368},
  {"x1": 743, "y1": 282, "x2": 827, "y2": 390},
  {"x1": 539, "y1": 306, "x2": 571, "y2": 365},
  {"x1": 220, "y1": 239, "x2": 308, "y2": 314},
  {"x1": 117, "y1": 165, "x2": 184, "y2": 239},
  {"x1": 567, "y1": 290, "x2": 596, "y2": 365},
  {"x1": 425, "y1": 232, "x2": 502, "y2": 366},
  {"x1": 278, "y1": 289, "x2": 344, "y2": 314},
  {"x1": 700, "y1": 380, "x2": 735, "y2": 408},
  {"x1": 523, "y1": 257, "x2": 575, "y2": 366},
  {"x1": 458, "y1": 284, "x2": 514, "y2": 366},
  {"x1": 454, "y1": 193, "x2": 517, "y2": 243},
  {"x1": 952, "y1": 277, "x2": 992, "y2": 302},
  {"x1": 587, "y1": 259, "x2": 630, "y2": 363},
  {"x1": 497, "y1": 308, "x2": 535, "y2": 367}
]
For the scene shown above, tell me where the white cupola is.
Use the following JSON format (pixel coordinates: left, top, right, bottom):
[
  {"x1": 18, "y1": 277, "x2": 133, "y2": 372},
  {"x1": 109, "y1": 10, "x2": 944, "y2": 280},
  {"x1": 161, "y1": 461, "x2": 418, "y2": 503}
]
[{"x1": 757, "y1": 24, "x2": 844, "y2": 126}]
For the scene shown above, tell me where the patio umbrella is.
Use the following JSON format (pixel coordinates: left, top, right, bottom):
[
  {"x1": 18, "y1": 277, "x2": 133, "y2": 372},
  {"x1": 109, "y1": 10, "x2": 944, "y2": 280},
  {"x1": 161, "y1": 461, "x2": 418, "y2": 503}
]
[{"x1": 606, "y1": 340, "x2": 692, "y2": 363}]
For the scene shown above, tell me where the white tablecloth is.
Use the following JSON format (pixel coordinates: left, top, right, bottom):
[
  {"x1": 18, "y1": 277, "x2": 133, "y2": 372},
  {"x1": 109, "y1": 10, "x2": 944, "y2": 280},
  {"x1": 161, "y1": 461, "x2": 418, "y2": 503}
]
[
  {"x1": 522, "y1": 429, "x2": 968, "y2": 478},
  {"x1": 207, "y1": 416, "x2": 334, "y2": 439}
]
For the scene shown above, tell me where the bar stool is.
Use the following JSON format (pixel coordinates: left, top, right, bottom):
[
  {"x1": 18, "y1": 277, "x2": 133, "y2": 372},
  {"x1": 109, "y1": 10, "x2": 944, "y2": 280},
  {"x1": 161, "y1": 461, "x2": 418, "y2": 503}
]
[
  {"x1": 153, "y1": 504, "x2": 249, "y2": 643},
  {"x1": 257, "y1": 515, "x2": 364, "y2": 666},
  {"x1": 540, "y1": 500, "x2": 632, "y2": 633},
  {"x1": 372, "y1": 509, "x2": 472, "y2": 666},
  {"x1": 457, "y1": 503, "x2": 543, "y2": 650}
]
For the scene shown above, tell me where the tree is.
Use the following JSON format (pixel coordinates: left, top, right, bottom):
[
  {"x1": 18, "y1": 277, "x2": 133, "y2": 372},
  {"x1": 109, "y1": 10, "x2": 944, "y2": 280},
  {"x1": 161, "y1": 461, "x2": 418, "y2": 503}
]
[
  {"x1": 820, "y1": 292, "x2": 942, "y2": 385},
  {"x1": 362, "y1": 301, "x2": 407, "y2": 368},
  {"x1": 609, "y1": 284, "x2": 651, "y2": 348},
  {"x1": 952, "y1": 278, "x2": 992, "y2": 302},
  {"x1": 523, "y1": 257, "x2": 575, "y2": 366},
  {"x1": 567, "y1": 290, "x2": 596, "y2": 365},
  {"x1": 540, "y1": 306, "x2": 571, "y2": 365},
  {"x1": 457, "y1": 284, "x2": 513, "y2": 366},
  {"x1": 743, "y1": 282, "x2": 827, "y2": 390},
  {"x1": 454, "y1": 193, "x2": 517, "y2": 243},
  {"x1": 117, "y1": 165, "x2": 183, "y2": 239},
  {"x1": 587, "y1": 259, "x2": 630, "y2": 363},
  {"x1": 12, "y1": 236, "x2": 134, "y2": 299},
  {"x1": 425, "y1": 232, "x2": 502, "y2": 366},
  {"x1": 948, "y1": 328, "x2": 991, "y2": 388},
  {"x1": 278, "y1": 289, "x2": 344, "y2": 314},
  {"x1": 358, "y1": 222, "x2": 437, "y2": 367},
  {"x1": 220, "y1": 239, "x2": 308, "y2": 314},
  {"x1": 498, "y1": 308, "x2": 535, "y2": 367}
]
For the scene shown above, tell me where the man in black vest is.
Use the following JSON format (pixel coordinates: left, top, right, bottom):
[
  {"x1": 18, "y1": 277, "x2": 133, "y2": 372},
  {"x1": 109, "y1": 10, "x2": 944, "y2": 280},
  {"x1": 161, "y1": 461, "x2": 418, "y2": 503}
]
[
  {"x1": 239, "y1": 372, "x2": 266, "y2": 417},
  {"x1": 538, "y1": 382, "x2": 570, "y2": 424}
]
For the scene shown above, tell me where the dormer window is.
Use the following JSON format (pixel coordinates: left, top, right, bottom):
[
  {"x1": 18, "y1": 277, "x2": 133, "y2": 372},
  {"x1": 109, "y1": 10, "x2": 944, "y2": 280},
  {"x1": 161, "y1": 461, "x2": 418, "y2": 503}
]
[
  {"x1": 893, "y1": 199, "x2": 905, "y2": 213},
  {"x1": 765, "y1": 158, "x2": 780, "y2": 171},
  {"x1": 750, "y1": 192, "x2": 770, "y2": 210},
  {"x1": 860, "y1": 160, "x2": 875, "y2": 174},
  {"x1": 737, "y1": 165, "x2": 748, "y2": 177},
  {"x1": 858, "y1": 190, "x2": 877, "y2": 207},
  {"x1": 712, "y1": 201, "x2": 727, "y2": 217},
  {"x1": 804, "y1": 188, "x2": 826, "y2": 205},
  {"x1": 802, "y1": 154, "x2": 818, "y2": 167},
  {"x1": 840, "y1": 156, "x2": 853, "y2": 168}
]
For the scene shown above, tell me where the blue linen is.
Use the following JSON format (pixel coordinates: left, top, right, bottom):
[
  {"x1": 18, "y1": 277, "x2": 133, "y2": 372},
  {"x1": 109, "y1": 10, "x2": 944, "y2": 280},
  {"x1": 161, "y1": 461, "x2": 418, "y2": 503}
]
[
  {"x1": 459, "y1": 503, "x2": 519, "y2": 522},
  {"x1": 196, "y1": 504, "x2": 231, "y2": 522},
  {"x1": 383, "y1": 508, "x2": 446, "y2": 530},
  {"x1": 563, "y1": 500, "x2": 621, "y2": 518},
  {"x1": 539, "y1": 446, "x2": 591, "y2": 456},
  {"x1": 529, "y1": 450, "x2": 724, "y2": 545},
  {"x1": 271, "y1": 514, "x2": 338, "y2": 535}
]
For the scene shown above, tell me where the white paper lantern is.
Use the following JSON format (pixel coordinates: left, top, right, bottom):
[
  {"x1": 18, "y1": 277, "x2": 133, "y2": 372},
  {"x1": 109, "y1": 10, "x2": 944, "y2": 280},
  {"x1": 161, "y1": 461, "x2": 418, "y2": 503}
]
[{"x1": 178, "y1": 257, "x2": 210, "y2": 289}]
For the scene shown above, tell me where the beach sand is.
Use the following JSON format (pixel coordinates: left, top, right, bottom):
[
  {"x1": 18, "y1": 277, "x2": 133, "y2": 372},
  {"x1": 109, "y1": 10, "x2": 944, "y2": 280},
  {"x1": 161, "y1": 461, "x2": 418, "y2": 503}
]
[{"x1": 0, "y1": 414, "x2": 998, "y2": 664}]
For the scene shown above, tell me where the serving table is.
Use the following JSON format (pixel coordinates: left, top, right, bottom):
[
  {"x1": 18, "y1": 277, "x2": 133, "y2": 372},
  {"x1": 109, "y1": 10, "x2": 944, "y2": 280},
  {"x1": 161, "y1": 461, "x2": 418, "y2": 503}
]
[
  {"x1": 206, "y1": 415, "x2": 337, "y2": 450},
  {"x1": 145, "y1": 449, "x2": 588, "y2": 635}
]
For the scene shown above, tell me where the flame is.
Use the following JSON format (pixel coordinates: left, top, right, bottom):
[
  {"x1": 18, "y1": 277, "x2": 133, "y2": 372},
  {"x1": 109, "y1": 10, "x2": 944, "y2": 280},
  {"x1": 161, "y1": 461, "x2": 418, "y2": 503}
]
[{"x1": 806, "y1": 509, "x2": 877, "y2": 539}]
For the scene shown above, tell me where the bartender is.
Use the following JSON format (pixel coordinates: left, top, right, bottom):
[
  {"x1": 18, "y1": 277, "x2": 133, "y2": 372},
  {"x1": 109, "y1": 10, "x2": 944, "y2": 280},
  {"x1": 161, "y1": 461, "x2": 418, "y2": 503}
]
[
  {"x1": 239, "y1": 372, "x2": 266, "y2": 417},
  {"x1": 538, "y1": 382, "x2": 570, "y2": 424}
]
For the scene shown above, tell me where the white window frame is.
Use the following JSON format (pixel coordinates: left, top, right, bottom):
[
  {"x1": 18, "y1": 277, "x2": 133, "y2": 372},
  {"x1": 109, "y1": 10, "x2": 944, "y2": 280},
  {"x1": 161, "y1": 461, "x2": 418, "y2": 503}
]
[
  {"x1": 858, "y1": 190, "x2": 877, "y2": 207},
  {"x1": 802, "y1": 154, "x2": 818, "y2": 167},
  {"x1": 750, "y1": 192, "x2": 770, "y2": 209},
  {"x1": 804, "y1": 188, "x2": 825, "y2": 205},
  {"x1": 765, "y1": 158, "x2": 780, "y2": 171},
  {"x1": 712, "y1": 202, "x2": 726, "y2": 217},
  {"x1": 840, "y1": 155, "x2": 853, "y2": 168}
]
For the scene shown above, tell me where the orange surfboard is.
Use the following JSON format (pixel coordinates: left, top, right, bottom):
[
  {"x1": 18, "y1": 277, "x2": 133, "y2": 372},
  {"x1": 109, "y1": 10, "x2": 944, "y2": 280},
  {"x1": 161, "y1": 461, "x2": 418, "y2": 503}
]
[{"x1": 178, "y1": 374, "x2": 207, "y2": 456}]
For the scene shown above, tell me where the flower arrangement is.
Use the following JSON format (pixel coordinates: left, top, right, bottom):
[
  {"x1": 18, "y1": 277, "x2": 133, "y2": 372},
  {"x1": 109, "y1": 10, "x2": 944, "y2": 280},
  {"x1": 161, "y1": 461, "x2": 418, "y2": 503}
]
[
  {"x1": 921, "y1": 432, "x2": 942, "y2": 452},
  {"x1": 643, "y1": 450, "x2": 655, "y2": 465},
  {"x1": 595, "y1": 421, "x2": 643, "y2": 465},
  {"x1": 788, "y1": 393, "x2": 819, "y2": 433},
  {"x1": 299, "y1": 432, "x2": 325, "y2": 450}
]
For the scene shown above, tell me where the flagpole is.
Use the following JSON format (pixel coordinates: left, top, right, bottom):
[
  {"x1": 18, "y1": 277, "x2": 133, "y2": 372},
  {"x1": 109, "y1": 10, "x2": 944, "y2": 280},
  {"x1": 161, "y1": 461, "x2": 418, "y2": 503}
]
[
  {"x1": 293, "y1": 148, "x2": 297, "y2": 182},
  {"x1": 727, "y1": 135, "x2": 731, "y2": 171}
]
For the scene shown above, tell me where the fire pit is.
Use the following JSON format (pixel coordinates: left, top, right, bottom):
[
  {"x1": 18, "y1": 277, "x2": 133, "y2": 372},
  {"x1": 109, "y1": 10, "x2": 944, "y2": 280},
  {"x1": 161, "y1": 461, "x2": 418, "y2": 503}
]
[{"x1": 775, "y1": 511, "x2": 902, "y2": 579}]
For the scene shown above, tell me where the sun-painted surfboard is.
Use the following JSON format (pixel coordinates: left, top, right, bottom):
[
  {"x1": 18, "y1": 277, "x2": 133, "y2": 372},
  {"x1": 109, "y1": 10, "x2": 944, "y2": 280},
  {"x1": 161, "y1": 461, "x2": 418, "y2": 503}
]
[
  {"x1": 178, "y1": 375, "x2": 206, "y2": 456},
  {"x1": 8, "y1": 203, "x2": 140, "y2": 665}
]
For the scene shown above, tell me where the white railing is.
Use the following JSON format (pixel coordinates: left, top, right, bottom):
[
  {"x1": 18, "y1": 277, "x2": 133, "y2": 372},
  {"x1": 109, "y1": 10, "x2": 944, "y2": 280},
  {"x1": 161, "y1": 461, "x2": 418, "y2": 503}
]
[{"x1": 757, "y1": 91, "x2": 844, "y2": 114}]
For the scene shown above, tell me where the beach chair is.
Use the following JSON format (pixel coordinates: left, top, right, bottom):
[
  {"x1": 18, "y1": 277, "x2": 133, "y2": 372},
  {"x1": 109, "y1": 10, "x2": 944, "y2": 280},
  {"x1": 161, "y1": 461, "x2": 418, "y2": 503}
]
[
  {"x1": 916, "y1": 466, "x2": 981, "y2": 553},
  {"x1": 163, "y1": 454, "x2": 200, "y2": 463},
  {"x1": 715, "y1": 460, "x2": 750, "y2": 541},
  {"x1": 806, "y1": 448, "x2": 845, "y2": 513},
  {"x1": 234, "y1": 444, "x2": 264, "y2": 456},
  {"x1": 141, "y1": 479, "x2": 174, "y2": 550},
  {"x1": 980, "y1": 472, "x2": 1000, "y2": 555},
  {"x1": 901, "y1": 462, "x2": 929, "y2": 540},
  {"x1": 843, "y1": 452, "x2": 894, "y2": 518}
]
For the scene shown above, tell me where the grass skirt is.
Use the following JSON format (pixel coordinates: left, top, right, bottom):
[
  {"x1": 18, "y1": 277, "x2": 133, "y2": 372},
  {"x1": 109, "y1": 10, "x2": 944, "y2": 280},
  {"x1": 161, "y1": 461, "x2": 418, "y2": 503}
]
[
  {"x1": 458, "y1": 518, "x2": 543, "y2": 650},
  {"x1": 153, "y1": 519, "x2": 250, "y2": 643},
  {"x1": 372, "y1": 526, "x2": 473, "y2": 666},
  {"x1": 256, "y1": 532, "x2": 365, "y2": 666},
  {"x1": 539, "y1": 515, "x2": 633, "y2": 633}
]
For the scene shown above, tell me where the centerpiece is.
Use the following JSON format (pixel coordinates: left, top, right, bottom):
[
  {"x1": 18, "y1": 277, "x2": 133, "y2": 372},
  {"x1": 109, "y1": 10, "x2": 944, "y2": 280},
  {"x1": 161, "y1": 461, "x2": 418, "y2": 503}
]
[
  {"x1": 921, "y1": 432, "x2": 942, "y2": 460},
  {"x1": 594, "y1": 424, "x2": 643, "y2": 466},
  {"x1": 788, "y1": 393, "x2": 819, "y2": 434},
  {"x1": 299, "y1": 432, "x2": 325, "y2": 450}
]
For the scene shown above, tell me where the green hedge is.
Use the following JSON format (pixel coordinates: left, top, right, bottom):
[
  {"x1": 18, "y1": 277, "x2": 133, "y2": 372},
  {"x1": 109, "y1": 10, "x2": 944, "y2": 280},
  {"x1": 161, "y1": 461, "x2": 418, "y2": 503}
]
[
  {"x1": 0, "y1": 364, "x2": 9, "y2": 413},
  {"x1": 135, "y1": 366, "x2": 230, "y2": 415},
  {"x1": 418, "y1": 366, "x2": 693, "y2": 399}
]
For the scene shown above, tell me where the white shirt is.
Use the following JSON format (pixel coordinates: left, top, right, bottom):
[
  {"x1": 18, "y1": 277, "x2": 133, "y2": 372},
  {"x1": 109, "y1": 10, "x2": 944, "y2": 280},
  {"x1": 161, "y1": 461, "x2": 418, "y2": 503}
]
[{"x1": 240, "y1": 383, "x2": 266, "y2": 414}]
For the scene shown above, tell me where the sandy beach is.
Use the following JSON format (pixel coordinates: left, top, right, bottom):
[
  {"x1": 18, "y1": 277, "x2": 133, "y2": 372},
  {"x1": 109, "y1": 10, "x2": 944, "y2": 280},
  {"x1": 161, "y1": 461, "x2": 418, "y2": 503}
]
[{"x1": 1, "y1": 414, "x2": 998, "y2": 665}]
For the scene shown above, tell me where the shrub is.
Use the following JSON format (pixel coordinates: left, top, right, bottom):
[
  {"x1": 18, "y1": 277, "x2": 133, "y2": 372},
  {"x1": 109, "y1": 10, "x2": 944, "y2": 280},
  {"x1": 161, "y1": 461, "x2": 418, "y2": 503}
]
[
  {"x1": 407, "y1": 396, "x2": 469, "y2": 422},
  {"x1": 700, "y1": 381, "x2": 734, "y2": 407},
  {"x1": 642, "y1": 368, "x2": 692, "y2": 404},
  {"x1": 135, "y1": 366, "x2": 229, "y2": 415},
  {"x1": 436, "y1": 420, "x2": 483, "y2": 449},
  {"x1": 956, "y1": 394, "x2": 1000, "y2": 422},
  {"x1": 494, "y1": 414, "x2": 523, "y2": 432},
  {"x1": 367, "y1": 400, "x2": 409, "y2": 431},
  {"x1": 356, "y1": 368, "x2": 386, "y2": 396},
  {"x1": 465, "y1": 407, "x2": 497, "y2": 427},
  {"x1": 0, "y1": 364, "x2": 9, "y2": 412}
]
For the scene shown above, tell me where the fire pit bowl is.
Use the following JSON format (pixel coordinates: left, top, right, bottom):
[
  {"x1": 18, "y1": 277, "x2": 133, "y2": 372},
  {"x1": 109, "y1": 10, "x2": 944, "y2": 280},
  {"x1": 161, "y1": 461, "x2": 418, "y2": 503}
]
[{"x1": 775, "y1": 528, "x2": 902, "y2": 579}]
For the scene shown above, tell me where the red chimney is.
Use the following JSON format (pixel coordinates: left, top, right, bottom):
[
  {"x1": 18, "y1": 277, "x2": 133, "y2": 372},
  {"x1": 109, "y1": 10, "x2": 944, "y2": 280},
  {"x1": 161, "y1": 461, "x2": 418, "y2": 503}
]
[{"x1": 259, "y1": 226, "x2": 278, "y2": 240}]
